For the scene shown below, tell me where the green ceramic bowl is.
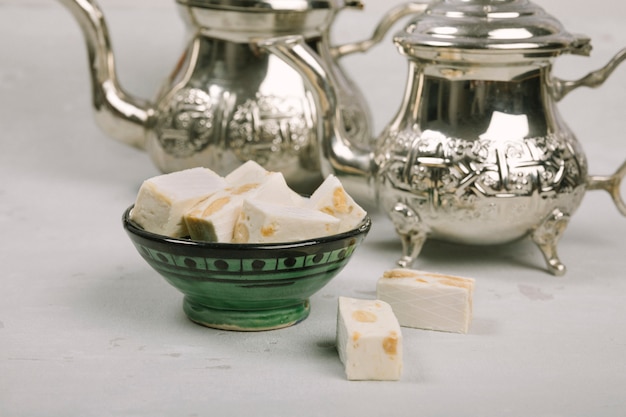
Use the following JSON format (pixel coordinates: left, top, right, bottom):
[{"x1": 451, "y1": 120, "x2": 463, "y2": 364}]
[{"x1": 122, "y1": 206, "x2": 371, "y2": 331}]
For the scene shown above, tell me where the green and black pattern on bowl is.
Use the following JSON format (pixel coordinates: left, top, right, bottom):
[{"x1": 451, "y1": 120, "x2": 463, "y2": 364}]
[{"x1": 123, "y1": 206, "x2": 371, "y2": 331}]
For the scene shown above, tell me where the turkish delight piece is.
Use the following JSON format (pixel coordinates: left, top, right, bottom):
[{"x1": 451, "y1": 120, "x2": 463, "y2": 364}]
[
  {"x1": 307, "y1": 175, "x2": 367, "y2": 232},
  {"x1": 376, "y1": 268, "x2": 475, "y2": 334},
  {"x1": 232, "y1": 199, "x2": 340, "y2": 243},
  {"x1": 225, "y1": 160, "x2": 269, "y2": 187},
  {"x1": 185, "y1": 172, "x2": 300, "y2": 242},
  {"x1": 336, "y1": 296, "x2": 403, "y2": 381},
  {"x1": 129, "y1": 167, "x2": 226, "y2": 238}
]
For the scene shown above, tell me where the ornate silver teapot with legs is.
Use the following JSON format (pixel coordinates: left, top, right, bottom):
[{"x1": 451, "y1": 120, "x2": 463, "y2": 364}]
[
  {"x1": 372, "y1": 0, "x2": 626, "y2": 275},
  {"x1": 265, "y1": 0, "x2": 626, "y2": 275}
]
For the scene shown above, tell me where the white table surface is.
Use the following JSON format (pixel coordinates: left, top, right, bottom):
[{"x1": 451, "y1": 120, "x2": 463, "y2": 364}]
[{"x1": 2, "y1": 1, "x2": 626, "y2": 416}]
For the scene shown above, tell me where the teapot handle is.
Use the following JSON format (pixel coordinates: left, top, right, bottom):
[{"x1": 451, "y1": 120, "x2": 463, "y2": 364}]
[
  {"x1": 553, "y1": 47, "x2": 626, "y2": 216},
  {"x1": 552, "y1": 48, "x2": 626, "y2": 101},
  {"x1": 587, "y1": 160, "x2": 626, "y2": 216},
  {"x1": 330, "y1": 2, "x2": 430, "y2": 59}
]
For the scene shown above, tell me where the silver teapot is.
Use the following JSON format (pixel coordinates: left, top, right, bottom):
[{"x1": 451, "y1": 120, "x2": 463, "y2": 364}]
[
  {"x1": 263, "y1": 0, "x2": 626, "y2": 275},
  {"x1": 61, "y1": 0, "x2": 625, "y2": 274},
  {"x1": 58, "y1": 0, "x2": 420, "y2": 195}
]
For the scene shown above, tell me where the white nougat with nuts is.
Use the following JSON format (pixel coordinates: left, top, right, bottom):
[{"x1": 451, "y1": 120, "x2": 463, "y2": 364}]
[
  {"x1": 307, "y1": 174, "x2": 367, "y2": 233},
  {"x1": 336, "y1": 296, "x2": 403, "y2": 381},
  {"x1": 129, "y1": 162, "x2": 368, "y2": 243},
  {"x1": 225, "y1": 160, "x2": 304, "y2": 206},
  {"x1": 233, "y1": 199, "x2": 340, "y2": 243},
  {"x1": 185, "y1": 171, "x2": 297, "y2": 242},
  {"x1": 224, "y1": 160, "x2": 269, "y2": 186},
  {"x1": 376, "y1": 268, "x2": 475, "y2": 334},
  {"x1": 130, "y1": 167, "x2": 226, "y2": 238}
]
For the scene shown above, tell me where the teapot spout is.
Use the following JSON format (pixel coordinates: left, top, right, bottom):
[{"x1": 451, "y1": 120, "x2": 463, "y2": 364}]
[
  {"x1": 58, "y1": 0, "x2": 152, "y2": 149},
  {"x1": 258, "y1": 36, "x2": 376, "y2": 202}
]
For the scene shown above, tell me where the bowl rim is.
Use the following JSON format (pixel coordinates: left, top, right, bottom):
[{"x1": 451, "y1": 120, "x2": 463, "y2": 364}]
[{"x1": 122, "y1": 205, "x2": 371, "y2": 250}]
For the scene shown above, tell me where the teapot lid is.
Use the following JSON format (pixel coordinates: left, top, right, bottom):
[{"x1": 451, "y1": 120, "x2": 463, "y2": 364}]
[
  {"x1": 176, "y1": 0, "x2": 364, "y2": 38},
  {"x1": 177, "y1": 0, "x2": 337, "y2": 12},
  {"x1": 395, "y1": 0, "x2": 591, "y2": 58}
]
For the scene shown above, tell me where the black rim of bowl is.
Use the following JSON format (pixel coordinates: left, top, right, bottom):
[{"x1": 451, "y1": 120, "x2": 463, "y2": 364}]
[{"x1": 122, "y1": 205, "x2": 371, "y2": 250}]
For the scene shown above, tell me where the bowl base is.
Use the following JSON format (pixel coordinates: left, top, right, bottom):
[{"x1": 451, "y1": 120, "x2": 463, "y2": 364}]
[{"x1": 183, "y1": 297, "x2": 311, "y2": 331}]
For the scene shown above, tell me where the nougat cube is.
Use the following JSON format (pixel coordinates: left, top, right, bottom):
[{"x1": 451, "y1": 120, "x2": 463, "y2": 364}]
[
  {"x1": 233, "y1": 199, "x2": 340, "y2": 243},
  {"x1": 185, "y1": 190, "x2": 242, "y2": 242},
  {"x1": 225, "y1": 160, "x2": 269, "y2": 187},
  {"x1": 129, "y1": 167, "x2": 226, "y2": 237},
  {"x1": 336, "y1": 297, "x2": 403, "y2": 381},
  {"x1": 308, "y1": 175, "x2": 367, "y2": 232},
  {"x1": 185, "y1": 172, "x2": 298, "y2": 242},
  {"x1": 376, "y1": 269, "x2": 475, "y2": 334}
]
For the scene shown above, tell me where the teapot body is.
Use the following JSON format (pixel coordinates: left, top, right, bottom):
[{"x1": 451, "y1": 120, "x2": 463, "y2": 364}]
[
  {"x1": 144, "y1": 6, "x2": 371, "y2": 194},
  {"x1": 375, "y1": 59, "x2": 588, "y2": 270},
  {"x1": 367, "y1": 0, "x2": 626, "y2": 275},
  {"x1": 56, "y1": 0, "x2": 372, "y2": 195}
]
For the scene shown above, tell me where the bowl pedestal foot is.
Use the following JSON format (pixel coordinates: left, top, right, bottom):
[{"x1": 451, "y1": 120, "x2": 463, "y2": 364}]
[{"x1": 183, "y1": 297, "x2": 311, "y2": 331}]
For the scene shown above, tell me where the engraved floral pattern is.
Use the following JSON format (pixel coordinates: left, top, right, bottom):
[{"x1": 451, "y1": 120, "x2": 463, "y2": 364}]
[
  {"x1": 155, "y1": 88, "x2": 215, "y2": 158},
  {"x1": 228, "y1": 94, "x2": 311, "y2": 165},
  {"x1": 376, "y1": 129, "x2": 586, "y2": 224},
  {"x1": 153, "y1": 89, "x2": 314, "y2": 167}
]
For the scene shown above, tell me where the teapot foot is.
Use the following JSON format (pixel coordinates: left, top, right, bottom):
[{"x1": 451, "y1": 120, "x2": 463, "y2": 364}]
[
  {"x1": 389, "y1": 202, "x2": 429, "y2": 268},
  {"x1": 530, "y1": 208, "x2": 570, "y2": 276},
  {"x1": 396, "y1": 232, "x2": 428, "y2": 268}
]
